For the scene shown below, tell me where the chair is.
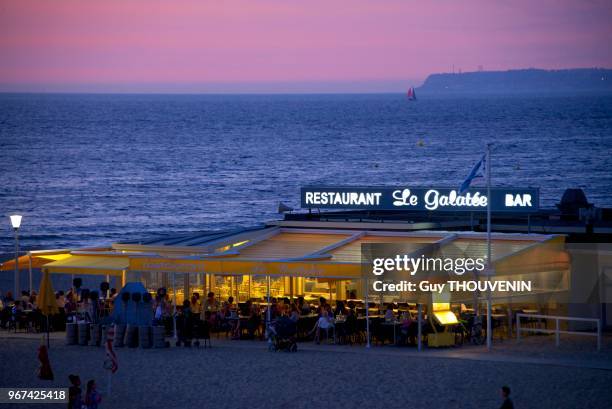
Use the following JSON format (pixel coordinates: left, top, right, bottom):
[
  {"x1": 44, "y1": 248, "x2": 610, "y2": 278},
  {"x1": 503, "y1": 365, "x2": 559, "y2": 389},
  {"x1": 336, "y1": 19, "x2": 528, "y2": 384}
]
[
  {"x1": 399, "y1": 321, "x2": 419, "y2": 346},
  {"x1": 10, "y1": 311, "x2": 29, "y2": 333},
  {"x1": 356, "y1": 317, "x2": 368, "y2": 344},
  {"x1": 241, "y1": 315, "x2": 261, "y2": 340},
  {"x1": 176, "y1": 313, "x2": 195, "y2": 347},
  {"x1": 370, "y1": 319, "x2": 382, "y2": 345},
  {"x1": 341, "y1": 315, "x2": 359, "y2": 345},
  {"x1": 194, "y1": 319, "x2": 211, "y2": 348},
  {"x1": 7, "y1": 313, "x2": 17, "y2": 332},
  {"x1": 318, "y1": 325, "x2": 333, "y2": 344}
]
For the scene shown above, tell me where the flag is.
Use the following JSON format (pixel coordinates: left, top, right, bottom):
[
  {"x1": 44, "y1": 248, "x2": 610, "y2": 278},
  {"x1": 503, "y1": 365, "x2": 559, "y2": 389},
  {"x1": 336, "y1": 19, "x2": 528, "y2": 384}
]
[
  {"x1": 459, "y1": 153, "x2": 486, "y2": 194},
  {"x1": 105, "y1": 326, "x2": 118, "y2": 374}
]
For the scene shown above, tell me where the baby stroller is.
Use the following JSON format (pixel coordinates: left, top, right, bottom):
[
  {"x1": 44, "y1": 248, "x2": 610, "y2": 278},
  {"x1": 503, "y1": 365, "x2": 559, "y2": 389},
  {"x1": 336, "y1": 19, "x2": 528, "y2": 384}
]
[
  {"x1": 468, "y1": 315, "x2": 484, "y2": 345},
  {"x1": 268, "y1": 316, "x2": 297, "y2": 352}
]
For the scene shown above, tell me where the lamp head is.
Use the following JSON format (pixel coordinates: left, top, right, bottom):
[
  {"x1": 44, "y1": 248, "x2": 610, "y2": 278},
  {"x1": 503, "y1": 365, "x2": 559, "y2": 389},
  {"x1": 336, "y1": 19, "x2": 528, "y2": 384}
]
[{"x1": 9, "y1": 215, "x2": 22, "y2": 230}]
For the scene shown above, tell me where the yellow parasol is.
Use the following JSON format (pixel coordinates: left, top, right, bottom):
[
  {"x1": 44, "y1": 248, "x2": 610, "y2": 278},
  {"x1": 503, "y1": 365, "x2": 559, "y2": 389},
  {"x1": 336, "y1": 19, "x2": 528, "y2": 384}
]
[
  {"x1": 38, "y1": 270, "x2": 58, "y2": 347},
  {"x1": 38, "y1": 270, "x2": 59, "y2": 316}
]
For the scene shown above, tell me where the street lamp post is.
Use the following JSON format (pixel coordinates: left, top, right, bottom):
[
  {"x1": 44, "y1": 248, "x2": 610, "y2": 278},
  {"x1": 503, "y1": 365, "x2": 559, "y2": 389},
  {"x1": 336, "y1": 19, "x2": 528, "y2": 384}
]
[{"x1": 10, "y1": 215, "x2": 22, "y2": 298}]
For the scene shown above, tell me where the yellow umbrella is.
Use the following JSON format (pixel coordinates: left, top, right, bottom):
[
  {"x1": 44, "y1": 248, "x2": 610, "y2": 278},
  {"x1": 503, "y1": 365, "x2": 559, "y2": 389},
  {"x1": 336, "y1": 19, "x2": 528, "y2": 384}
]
[
  {"x1": 38, "y1": 270, "x2": 59, "y2": 316},
  {"x1": 38, "y1": 270, "x2": 58, "y2": 347}
]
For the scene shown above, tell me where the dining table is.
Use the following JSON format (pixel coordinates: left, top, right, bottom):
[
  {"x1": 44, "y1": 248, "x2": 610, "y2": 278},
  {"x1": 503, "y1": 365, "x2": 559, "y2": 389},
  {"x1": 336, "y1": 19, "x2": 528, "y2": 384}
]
[{"x1": 381, "y1": 320, "x2": 401, "y2": 345}]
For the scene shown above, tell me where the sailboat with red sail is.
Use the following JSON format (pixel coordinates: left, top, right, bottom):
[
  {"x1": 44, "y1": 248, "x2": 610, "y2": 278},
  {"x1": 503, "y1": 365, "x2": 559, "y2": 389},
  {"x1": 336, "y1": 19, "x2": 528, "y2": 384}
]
[{"x1": 407, "y1": 87, "x2": 417, "y2": 100}]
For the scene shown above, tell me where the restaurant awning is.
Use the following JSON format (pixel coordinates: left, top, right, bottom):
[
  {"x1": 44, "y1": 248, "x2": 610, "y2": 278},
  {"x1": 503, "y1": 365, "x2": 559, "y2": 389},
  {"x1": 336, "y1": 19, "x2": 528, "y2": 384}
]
[
  {"x1": 205, "y1": 259, "x2": 362, "y2": 279},
  {"x1": 43, "y1": 255, "x2": 128, "y2": 276},
  {"x1": 128, "y1": 256, "x2": 362, "y2": 279},
  {"x1": 18, "y1": 228, "x2": 568, "y2": 282},
  {"x1": 0, "y1": 251, "x2": 72, "y2": 271},
  {"x1": 127, "y1": 229, "x2": 568, "y2": 279}
]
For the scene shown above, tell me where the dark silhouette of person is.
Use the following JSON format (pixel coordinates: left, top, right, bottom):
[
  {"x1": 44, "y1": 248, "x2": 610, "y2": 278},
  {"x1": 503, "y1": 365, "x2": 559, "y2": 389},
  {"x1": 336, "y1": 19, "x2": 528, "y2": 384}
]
[{"x1": 499, "y1": 385, "x2": 514, "y2": 409}]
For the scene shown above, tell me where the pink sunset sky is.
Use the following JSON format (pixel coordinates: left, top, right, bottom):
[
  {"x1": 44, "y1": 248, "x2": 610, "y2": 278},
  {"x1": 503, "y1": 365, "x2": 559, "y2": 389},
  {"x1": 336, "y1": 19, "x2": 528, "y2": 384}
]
[{"x1": 1, "y1": 0, "x2": 611, "y2": 92}]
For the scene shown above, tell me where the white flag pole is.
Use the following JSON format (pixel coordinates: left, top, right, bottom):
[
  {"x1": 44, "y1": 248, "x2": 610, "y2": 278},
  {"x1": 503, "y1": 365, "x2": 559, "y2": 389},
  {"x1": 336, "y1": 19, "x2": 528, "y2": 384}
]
[
  {"x1": 486, "y1": 143, "x2": 493, "y2": 350},
  {"x1": 266, "y1": 275, "x2": 271, "y2": 340},
  {"x1": 365, "y1": 276, "x2": 370, "y2": 348},
  {"x1": 172, "y1": 272, "x2": 177, "y2": 341}
]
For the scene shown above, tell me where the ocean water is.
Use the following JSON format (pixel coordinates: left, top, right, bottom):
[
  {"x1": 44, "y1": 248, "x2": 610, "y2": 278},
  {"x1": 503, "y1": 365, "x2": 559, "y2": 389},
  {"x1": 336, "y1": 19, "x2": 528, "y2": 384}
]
[{"x1": 1, "y1": 93, "x2": 612, "y2": 257}]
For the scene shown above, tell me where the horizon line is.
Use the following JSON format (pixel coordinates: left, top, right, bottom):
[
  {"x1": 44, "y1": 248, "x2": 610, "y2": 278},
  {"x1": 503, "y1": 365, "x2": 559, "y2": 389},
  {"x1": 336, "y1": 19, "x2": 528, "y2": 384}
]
[{"x1": 1, "y1": 66, "x2": 610, "y2": 95}]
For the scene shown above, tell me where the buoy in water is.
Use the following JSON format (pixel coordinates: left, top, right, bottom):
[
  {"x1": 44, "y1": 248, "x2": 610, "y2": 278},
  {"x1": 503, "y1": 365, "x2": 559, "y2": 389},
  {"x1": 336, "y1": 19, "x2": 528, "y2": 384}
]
[{"x1": 417, "y1": 139, "x2": 425, "y2": 147}]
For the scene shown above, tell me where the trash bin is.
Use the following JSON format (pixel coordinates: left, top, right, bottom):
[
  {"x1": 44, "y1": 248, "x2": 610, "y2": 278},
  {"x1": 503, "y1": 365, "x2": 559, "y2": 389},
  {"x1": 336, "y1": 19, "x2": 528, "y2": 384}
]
[
  {"x1": 113, "y1": 324, "x2": 126, "y2": 347},
  {"x1": 126, "y1": 324, "x2": 139, "y2": 348},
  {"x1": 77, "y1": 323, "x2": 89, "y2": 346},
  {"x1": 65, "y1": 323, "x2": 77, "y2": 345},
  {"x1": 139, "y1": 326, "x2": 152, "y2": 349},
  {"x1": 152, "y1": 325, "x2": 166, "y2": 348},
  {"x1": 89, "y1": 324, "x2": 102, "y2": 346}
]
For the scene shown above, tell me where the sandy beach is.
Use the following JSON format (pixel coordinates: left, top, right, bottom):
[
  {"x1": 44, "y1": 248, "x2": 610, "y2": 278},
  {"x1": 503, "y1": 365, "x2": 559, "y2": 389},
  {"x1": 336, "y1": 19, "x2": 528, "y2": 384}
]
[{"x1": 1, "y1": 333, "x2": 611, "y2": 409}]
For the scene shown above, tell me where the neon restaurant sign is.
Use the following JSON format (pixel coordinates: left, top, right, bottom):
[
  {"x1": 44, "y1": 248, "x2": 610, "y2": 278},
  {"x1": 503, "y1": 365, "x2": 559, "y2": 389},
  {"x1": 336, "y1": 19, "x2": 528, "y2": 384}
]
[{"x1": 301, "y1": 186, "x2": 539, "y2": 212}]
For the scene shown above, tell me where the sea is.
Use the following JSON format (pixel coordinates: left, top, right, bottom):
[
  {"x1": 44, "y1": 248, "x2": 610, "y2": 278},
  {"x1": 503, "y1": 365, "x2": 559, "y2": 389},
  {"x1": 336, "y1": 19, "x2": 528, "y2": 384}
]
[{"x1": 1, "y1": 92, "x2": 612, "y2": 260}]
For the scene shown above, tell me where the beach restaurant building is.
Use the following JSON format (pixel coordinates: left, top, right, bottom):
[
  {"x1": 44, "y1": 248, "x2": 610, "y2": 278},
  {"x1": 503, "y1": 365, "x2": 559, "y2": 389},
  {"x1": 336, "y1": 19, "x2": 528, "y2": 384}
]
[
  {"x1": 8, "y1": 226, "x2": 568, "y2": 305},
  {"x1": 2, "y1": 186, "x2": 611, "y2": 332}
]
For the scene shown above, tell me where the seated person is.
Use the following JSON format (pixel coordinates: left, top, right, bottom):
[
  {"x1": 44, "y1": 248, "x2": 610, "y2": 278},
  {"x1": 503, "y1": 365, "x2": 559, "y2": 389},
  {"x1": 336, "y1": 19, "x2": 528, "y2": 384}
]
[
  {"x1": 399, "y1": 312, "x2": 416, "y2": 345},
  {"x1": 345, "y1": 308, "x2": 358, "y2": 329},
  {"x1": 269, "y1": 298, "x2": 280, "y2": 319},
  {"x1": 0, "y1": 299, "x2": 9, "y2": 329},
  {"x1": 289, "y1": 305, "x2": 300, "y2": 322},
  {"x1": 190, "y1": 293, "x2": 202, "y2": 315},
  {"x1": 64, "y1": 294, "x2": 77, "y2": 315},
  {"x1": 177, "y1": 300, "x2": 194, "y2": 345},
  {"x1": 297, "y1": 296, "x2": 310, "y2": 315},
  {"x1": 318, "y1": 297, "x2": 327, "y2": 316},
  {"x1": 324, "y1": 303, "x2": 333, "y2": 319},
  {"x1": 10, "y1": 301, "x2": 25, "y2": 329},
  {"x1": 3, "y1": 291, "x2": 15, "y2": 304},
  {"x1": 314, "y1": 310, "x2": 334, "y2": 344},
  {"x1": 220, "y1": 296, "x2": 236, "y2": 318},
  {"x1": 334, "y1": 301, "x2": 347, "y2": 317},
  {"x1": 220, "y1": 297, "x2": 238, "y2": 335},
  {"x1": 384, "y1": 305, "x2": 395, "y2": 321},
  {"x1": 153, "y1": 296, "x2": 166, "y2": 325},
  {"x1": 202, "y1": 292, "x2": 220, "y2": 327},
  {"x1": 240, "y1": 300, "x2": 261, "y2": 339}
]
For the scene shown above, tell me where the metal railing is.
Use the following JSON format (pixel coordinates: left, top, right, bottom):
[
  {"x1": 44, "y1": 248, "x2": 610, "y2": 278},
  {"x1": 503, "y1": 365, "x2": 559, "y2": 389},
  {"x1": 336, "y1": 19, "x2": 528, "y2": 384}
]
[{"x1": 516, "y1": 313, "x2": 601, "y2": 351}]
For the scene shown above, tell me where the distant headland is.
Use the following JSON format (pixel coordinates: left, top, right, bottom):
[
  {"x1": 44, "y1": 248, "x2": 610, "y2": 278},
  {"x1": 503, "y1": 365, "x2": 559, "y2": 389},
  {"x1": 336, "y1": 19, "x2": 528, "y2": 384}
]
[{"x1": 417, "y1": 68, "x2": 612, "y2": 95}]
